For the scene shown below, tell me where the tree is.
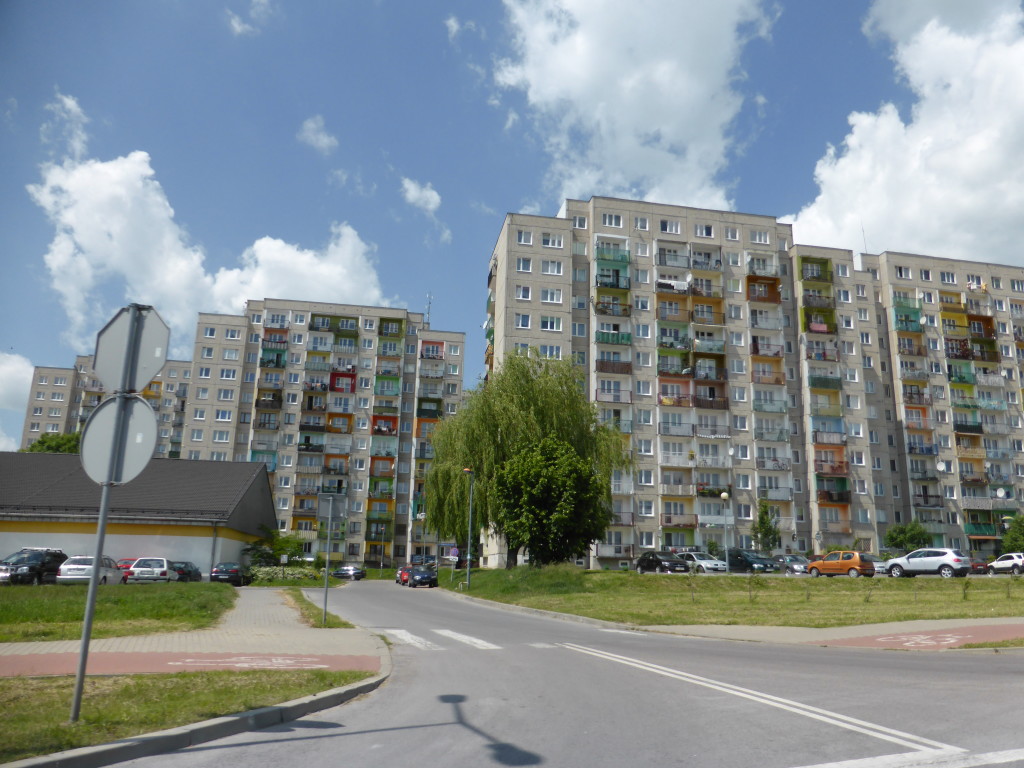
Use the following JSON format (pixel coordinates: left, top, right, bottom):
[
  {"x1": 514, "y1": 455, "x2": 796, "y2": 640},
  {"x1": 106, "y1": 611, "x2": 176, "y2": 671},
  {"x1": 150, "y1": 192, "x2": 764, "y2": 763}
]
[
  {"x1": 884, "y1": 520, "x2": 931, "y2": 552},
  {"x1": 424, "y1": 354, "x2": 630, "y2": 568},
  {"x1": 492, "y1": 437, "x2": 611, "y2": 566},
  {"x1": 750, "y1": 498, "x2": 781, "y2": 553},
  {"x1": 242, "y1": 526, "x2": 306, "y2": 566},
  {"x1": 21, "y1": 432, "x2": 80, "y2": 454},
  {"x1": 1000, "y1": 515, "x2": 1024, "y2": 555}
]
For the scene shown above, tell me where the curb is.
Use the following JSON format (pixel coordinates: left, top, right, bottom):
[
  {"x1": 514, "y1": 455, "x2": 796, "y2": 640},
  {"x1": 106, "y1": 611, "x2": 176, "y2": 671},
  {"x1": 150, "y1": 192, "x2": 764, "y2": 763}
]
[{"x1": 5, "y1": 668, "x2": 391, "y2": 768}]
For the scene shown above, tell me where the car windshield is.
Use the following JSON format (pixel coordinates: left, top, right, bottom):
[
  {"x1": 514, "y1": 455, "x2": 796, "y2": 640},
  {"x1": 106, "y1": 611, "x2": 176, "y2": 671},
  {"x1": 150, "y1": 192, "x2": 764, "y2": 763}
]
[
  {"x1": 135, "y1": 559, "x2": 164, "y2": 568},
  {"x1": 216, "y1": 563, "x2": 239, "y2": 569},
  {"x1": 692, "y1": 553, "x2": 715, "y2": 561},
  {"x1": 862, "y1": 554, "x2": 883, "y2": 563},
  {"x1": 952, "y1": 550, "x2": 968, "y2": 558},
  {"x1": 3, "y1": 551, "x2": 42, "y2": 565},
  {"x1": 788, "y1": 556, "x2": 809, "y2": 563},
  {"x1": 64, "y1": 557, "x2": 93, "y2": 566}
]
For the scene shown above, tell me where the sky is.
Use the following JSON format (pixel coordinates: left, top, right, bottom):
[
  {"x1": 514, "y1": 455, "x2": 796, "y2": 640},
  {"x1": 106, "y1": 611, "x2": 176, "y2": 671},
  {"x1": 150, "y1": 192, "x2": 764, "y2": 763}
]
[{"x1": 3, "y1": 0, "x2": 1024, "y2": 450}]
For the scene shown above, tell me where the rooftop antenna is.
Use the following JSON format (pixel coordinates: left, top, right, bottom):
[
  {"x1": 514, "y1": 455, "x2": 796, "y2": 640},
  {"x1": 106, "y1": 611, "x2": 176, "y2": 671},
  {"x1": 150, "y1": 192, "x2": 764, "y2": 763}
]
[{"x1": 425, "y1": 292, "x2": 432, "y2": 326}]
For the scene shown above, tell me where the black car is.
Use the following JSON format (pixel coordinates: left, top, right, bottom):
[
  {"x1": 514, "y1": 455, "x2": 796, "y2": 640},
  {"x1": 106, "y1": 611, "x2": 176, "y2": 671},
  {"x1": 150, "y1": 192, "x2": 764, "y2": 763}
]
[
  {"x1": 331, "y1": 564, "x2": 366, "y2": 581},
  {"x1": 635, "y1": 551, "x2": 690, "y2": 574},
  {"x1": 408, "y1": 566, "x2": 438, "y2": 587},
  {"x1": 0, "y1": 548, "x2": 68, "y2": 585},
  {"x1": 170, "y1": 561, "x2": 203, "y2": 582},
  {"x1": 725, "y1": 548, "x2": 780, "y2": 573},
  {"x1": 210, "y1": 561, "x2": 253, "y2": 586}
]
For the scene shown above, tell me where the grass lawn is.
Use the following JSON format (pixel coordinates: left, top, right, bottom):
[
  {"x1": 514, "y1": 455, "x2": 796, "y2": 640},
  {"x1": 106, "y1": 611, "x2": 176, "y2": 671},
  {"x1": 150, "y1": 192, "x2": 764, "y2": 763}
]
[{"x1": 449, "y1": 565, "x2": 1024, "y2": 628}]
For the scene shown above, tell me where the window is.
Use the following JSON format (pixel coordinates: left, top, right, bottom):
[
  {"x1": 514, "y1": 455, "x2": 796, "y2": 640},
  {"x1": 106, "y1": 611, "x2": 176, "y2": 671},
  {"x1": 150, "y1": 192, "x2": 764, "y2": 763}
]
[
  {"x1": 940, "y1": 271, "x2": 957, "y2": 285},
  {"x1": 895, "y1": 266, "x2": 912, "y2": 279},
  {"x1": 725, "y1": 226, "x2": 739, "y2": 241},
  {"x1": 635, "y1": 242, "x2": 648, "y2": 257},
  {"x1": 204, "y1": 327, "x2": 216, "y2": 338},
  {"x1": 538, "y1": 345, "x2": 561, "y2": 359},
  {"x1": 601, "y1": 213, "x2": 622, "y2": 228},
  {"x1": 516, "y1": 285, "x2": 531, "y2": 300},
  {"x1": 541, "y1": 288, "x2": 562, "y2": 303},
  {"x1": 190, "y1": 429, "x2": 204, "y2": 442},
  {"x1": 540, "y1": 316, "x2": 562, "y2": 332},
  {"x1": 572, "y1": 322, "x2": 586, "y2": 337},
  {"x1": 212, "y1": 430, "x2": 230, "y2": 443},
  {"x1": 634, "y1": 268, "x2": 649, "y2": 284},
  {"x1": 634, "y1": 216, "x2": 648, "y2": 230},
  {"x1": 517, "y1": 230, "x2": 533, "y2": 245},
  {"x1": 660, "y1": 219, "x2": 680, "y2": 234},
  {"x1": 516, "y1": 257, "x2": 532, "y2": 272},
  {"x1": 860, "y1": 332, "x2": 871, "y2": 345},
  {"x1": 220, "y1": 368, "x2": 237, "y2": 380},
  {"x1": 694, "y1": 224, "x2": 713, "y2": 238},
  {"x1": 541, "y1": 260, "x2": 563, "y2": 275},
  {"x1": 572, "y1": 216, "x2": 587, "y2": 229},
  {"x1": 572, "y1": 267, "x2": 588, "y2": 283},
  {"x1": 218, "y1": 388, "x2": 235, "y2": 401},
  {"x1": 515, "y1": 314, "x2": 530, "y2": 329},
  {"x1": 750, "y1": 230, "x2": 770, "y2": 245},
  {"x1": 636, "y1": 324, "x2": 650, "y2": 338},
  {"x1": 542, "y1": 232, "x2": 563, "y2": 248},
  {"x1": 201, "y1": 347, "x2": 213, "y2": 359},
  {"x1": 634, "y1": 296, "x2": 649, "y2": 311},
  {"x1": 198, "y1": 367, "x2": 211, "y2": 378}
]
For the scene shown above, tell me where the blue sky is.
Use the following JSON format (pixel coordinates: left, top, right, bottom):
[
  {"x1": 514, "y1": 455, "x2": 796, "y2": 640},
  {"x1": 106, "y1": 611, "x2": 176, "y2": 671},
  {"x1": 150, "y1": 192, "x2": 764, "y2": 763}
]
[{"x1": 2, "y1": 0, "x2": 1024, "y2": 449}]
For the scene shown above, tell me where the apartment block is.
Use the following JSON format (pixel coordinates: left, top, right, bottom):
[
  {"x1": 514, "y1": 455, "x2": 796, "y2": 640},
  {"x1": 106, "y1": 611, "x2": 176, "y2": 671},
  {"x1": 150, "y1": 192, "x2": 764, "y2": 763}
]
[
  {"x1": 486, "y1": 196, "x2": 1024, "y2": 566},
  {"x1": 20, "y1": 300, "x2": 465, "y2": 568}
]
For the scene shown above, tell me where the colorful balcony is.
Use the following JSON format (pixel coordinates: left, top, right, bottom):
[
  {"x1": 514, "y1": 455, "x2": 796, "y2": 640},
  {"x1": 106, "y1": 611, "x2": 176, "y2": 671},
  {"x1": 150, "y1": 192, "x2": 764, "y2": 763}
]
[{"x1": 595, "y1": 331, "x2": 632, "y2": 345}]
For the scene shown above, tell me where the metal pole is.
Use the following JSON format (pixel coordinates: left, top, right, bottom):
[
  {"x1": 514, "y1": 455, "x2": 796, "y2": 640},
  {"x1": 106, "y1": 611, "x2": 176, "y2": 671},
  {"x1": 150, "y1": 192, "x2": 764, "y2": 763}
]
[
  {"x1": 70, "y1": 304, "x2": 143, "y2": 723},
  {"x1": 463, "y1": 468, "x2": 474, "y2": 590},
  {"x1": 721, "y1": 490, "x2": 731, "y2": 575},
  {"x1": 322, "y1": 495, "x2": 333, "y2": 627}
]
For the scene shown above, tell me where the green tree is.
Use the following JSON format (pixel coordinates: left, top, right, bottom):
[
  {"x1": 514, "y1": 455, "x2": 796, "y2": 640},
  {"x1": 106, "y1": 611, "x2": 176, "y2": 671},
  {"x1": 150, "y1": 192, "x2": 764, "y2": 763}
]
[
  {"x1": 492, "y1": 436, "x2": 610, "y2": 566},
  {"x1": 21, "y1": 432, "x2": 80, "y2": 454},
  {"x1": 424, "y1": 354, "x2": 630, "y2": 567},
  {"x1": 242, "y1": 526, "x2": 306, "y2": 566},
  {"x1": 1000, "y1": 514, "x2": 1024, "y2": 554},
  {"x1": 884, "y1": 520, "x2": 931, "y2": 552},
  {"x1": 750, "y1": 498, "x2": 781, "y2": 553}
]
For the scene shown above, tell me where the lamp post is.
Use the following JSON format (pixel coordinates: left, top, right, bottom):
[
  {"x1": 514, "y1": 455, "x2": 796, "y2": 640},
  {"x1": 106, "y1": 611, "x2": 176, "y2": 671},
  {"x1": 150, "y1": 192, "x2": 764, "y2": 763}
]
[
  {"x1": 463, "y1": 468, "x2": 474, "y2": 590},
  {"x1": 721, "y1": 490, "x2": 731, "y2": 574}
]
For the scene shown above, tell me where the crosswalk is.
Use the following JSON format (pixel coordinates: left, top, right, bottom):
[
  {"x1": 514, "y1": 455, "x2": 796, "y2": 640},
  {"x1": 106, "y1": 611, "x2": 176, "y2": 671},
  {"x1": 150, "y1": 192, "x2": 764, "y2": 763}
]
[{"x1": 379, "y1": 628, "x2": 521, "y2": 651}]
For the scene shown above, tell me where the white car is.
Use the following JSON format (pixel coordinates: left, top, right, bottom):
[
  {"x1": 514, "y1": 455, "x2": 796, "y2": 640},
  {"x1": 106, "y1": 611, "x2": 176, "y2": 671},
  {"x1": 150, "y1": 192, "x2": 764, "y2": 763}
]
[
  {"x1": 124, "y1": 557, "x2": 179, "y2": 583},
  {"x1": 56, "y1": 555, "x2": 122, "y2": 585},
  {"x1": 677, "y1": 551, "x2": 727, "y2": 573},
  {"x1": 987, "y1": 552, "x2": 1024, "y2": 575}
]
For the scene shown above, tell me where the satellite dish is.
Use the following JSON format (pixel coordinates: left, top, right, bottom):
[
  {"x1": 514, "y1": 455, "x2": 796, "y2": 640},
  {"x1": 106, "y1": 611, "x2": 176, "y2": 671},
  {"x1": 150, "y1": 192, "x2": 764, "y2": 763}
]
[
  {"x1": 727, "y1": 446, "x2": 735, "y2": 457},
  {"x1": 936, "y1": 461, "x2": 946, "y2": 472},
  {"x1": 997, "y1": 488, "x2": 1007, "y2": 499}
]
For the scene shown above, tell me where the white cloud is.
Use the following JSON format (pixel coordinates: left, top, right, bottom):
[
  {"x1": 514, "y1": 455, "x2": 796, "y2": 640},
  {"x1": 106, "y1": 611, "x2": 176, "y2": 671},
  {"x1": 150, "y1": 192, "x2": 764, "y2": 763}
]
[
  {"x1": 297, "y1": 115, "x2": 339, "y2": 155},
  {"x1": 0, "y1": 352, "x2": 34, "y2": 451},
  {"x1": 791, "y1": 3, "x2": 1024, "y2": 263},
  {"x1": 400, "y1": 178, "x2": 451, "y2": 243},
  {"x1": 226, "y1": 0, "x2": 274, "y2": 36},
  {"x1": 445, "y1": 15, "x2": 478, "y2": 43},
  {"x1": 40, "y1": 91, "x2": 88, "y2": 162},
  {"x1": 27, "y1": 94, "x2": 387, "y2": 360},
  {"x1": 494, "y1": 0, "x2": 772, "y2": 208},
  {"x1": 226, "y1": 10, "x2": 256, "y2": 36}
]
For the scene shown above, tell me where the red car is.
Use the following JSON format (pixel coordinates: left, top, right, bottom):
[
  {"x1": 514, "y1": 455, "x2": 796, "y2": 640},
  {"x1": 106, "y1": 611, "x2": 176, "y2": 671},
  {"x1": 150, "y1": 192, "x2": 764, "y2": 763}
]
[
  {"x1": 395, "y1": 565, "x2": 414, "y2": 585},
  {"x1": 116, "y1": 557, "x2": 140, "y2": 583}
]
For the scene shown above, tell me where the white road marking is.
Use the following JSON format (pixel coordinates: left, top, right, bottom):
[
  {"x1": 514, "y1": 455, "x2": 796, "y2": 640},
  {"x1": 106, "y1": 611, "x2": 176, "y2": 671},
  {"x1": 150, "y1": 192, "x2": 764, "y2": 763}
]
[
  {"x1": 528, "y1": 642, "x2": 559, "y2": 648},
  {"x1": 383, "y1": 629, "x2": 444, "y2": 650},
  {"x1": 600, "y1": 629, "x2": 647, "y2": 636},
  {"x1": 166, "y1": 656, "x2": 329, "y2": 669},
  {"x1": 794, "y1": 747, "x2": 1024, "y2": 768},
  {"x1": 432, "y1": 629, "x2": 501, "y2": 649},
  {"x1": 561, "y1": 643, "x2": 961, "y2": 755}
]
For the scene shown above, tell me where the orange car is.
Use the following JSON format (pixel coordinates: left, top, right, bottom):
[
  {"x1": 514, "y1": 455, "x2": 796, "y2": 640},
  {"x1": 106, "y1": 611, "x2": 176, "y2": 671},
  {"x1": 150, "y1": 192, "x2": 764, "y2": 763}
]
[{"x1": 807, "y1": 551, "x2": 880, "y2": 578}]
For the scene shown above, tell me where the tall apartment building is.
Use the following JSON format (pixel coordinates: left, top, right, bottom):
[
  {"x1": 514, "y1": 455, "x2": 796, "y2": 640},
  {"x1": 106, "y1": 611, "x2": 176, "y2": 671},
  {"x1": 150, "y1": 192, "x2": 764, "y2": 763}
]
[
  {"x1": 20, "y1": 299, "x2": 466, "y2": 567},
  {"x1": 487, "y1": 196, "x2": 1024, "y2": 566}
]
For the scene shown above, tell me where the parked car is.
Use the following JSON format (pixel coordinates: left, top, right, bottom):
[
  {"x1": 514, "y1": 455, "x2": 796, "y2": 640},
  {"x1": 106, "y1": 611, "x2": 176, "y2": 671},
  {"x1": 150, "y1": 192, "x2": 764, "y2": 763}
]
[
  {"x1": 677, "y1": 551, "x2": 726, "y2": 573},
  {"x1": 332, "y1": 564, "x2": 366, "y2": 581},
  {"x1": 774, "y1": 554, "x2": 810, "y2": 575},
  {"x1": 396, "y1": 564, "x2": 415, "y2": 584},
  {"x1": 56, "y1": 555, "x2": 121, "y2": 585},
  {"x1": 987, "y1": 552, "x2": 1024, "y2": 575},
  {"x1": 807, "y1": 551, "x2": 877, "y2": 578},
  {"x1": 886, "y1": 548, "x2": 971, "y2": 578},
  {"x1": 210, "y1": 562, "x2": 252, "y2": 586},
  {"x1": 969, "y1": 558, "x2": 989, "y2": 575},
  {"x1": 0, "y1": 547, "x2": 68, "y2": 585},
  {"x1": 116, "y1": 558, "x2": 140, "y2": 583},
  {"x1": 170, "y1": 561, "x2": 203, "y2": 582},
  {"x1": 724, "y1": 548, "x2": 779, "y2": 573},
  {"x1": 125, "y1": 557, "x2": 179, "y2": 583},
  {"x1": 408, "y1": 565, "x2": 438, "y2": 587},
  {"x1": 635, "y1": 551, "x2": 690, "y2": 574}
]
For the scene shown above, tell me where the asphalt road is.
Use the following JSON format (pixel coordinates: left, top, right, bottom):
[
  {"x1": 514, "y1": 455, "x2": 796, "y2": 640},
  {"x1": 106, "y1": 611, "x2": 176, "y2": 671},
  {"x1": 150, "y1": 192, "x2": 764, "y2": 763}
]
[{"x1": 115, "y1": 580, "x2": 1024, "y2": 768}]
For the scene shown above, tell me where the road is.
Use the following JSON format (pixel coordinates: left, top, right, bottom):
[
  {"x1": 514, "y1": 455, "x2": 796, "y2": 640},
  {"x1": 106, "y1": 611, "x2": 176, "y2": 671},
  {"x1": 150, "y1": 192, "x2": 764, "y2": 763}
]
[{"x1": 119, "y1": 580, "x2": 1024, "y2": 768}]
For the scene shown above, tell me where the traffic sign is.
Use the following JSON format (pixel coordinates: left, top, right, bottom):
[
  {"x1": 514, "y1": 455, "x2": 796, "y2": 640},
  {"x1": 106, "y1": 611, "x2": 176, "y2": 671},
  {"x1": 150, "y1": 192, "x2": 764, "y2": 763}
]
[
  {"x1": 80, "y1": 396, "x2": 157, "y2": 485},
  {"x1": 93, "y1": 305, "x2": 169, "y2": 392}
]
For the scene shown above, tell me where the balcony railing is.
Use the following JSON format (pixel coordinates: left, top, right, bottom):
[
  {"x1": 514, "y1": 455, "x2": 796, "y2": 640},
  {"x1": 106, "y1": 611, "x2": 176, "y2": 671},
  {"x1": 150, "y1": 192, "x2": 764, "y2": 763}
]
[
  {"x1": 814, "y1": 461, "x2": 849, "y2": 475},
  {"x1": 752, "y1": 342, "x2": 784, "y2": 357},
  {"x1": 753, "y1": 400, "x2": 787, "y2": 413},
  {"x1": 659, "y1": 483, "x2": 695, "y2": 496},
  {"x1": 755, "y1": 428, "x2": 789, "y2": 442},
  {"x1": 659, "y1": 422, "x2": 694, "y2": 436},
  {"x1": 693, "y1": 396, "x2": 730, "y2": 410},
  {"x1": 902, "y1": 392, "x2": 932, "y2": 405},
  {"x1": 756, "y1": 458, "x2": 791, "y2": 471},
  {"x1": 802, "y1": 294, "x2": 835, "y2": 308},
  {"x1": 751, "y1": 372, "x2": 785, "y2": 386},
  {"x1": 953, "y1": 422, "x2": 984, "y2": 434},
  {"x1": 961, "y1": 497, "x2": 994, "y2": 510},
  {"x1": 594, "y1": 301, "x2": 631, "y2": 317},
  {"x1": 912, "y1": 493, "x2": 944, "y2": 508},
  {"x1": 596, "y1": 360, "x2": 633, "y2": 375},
  {"x1": 595, "y1": 389, "x2": 632, "y2": 404},
  {"x1": 749, "y1": 316, "x2": 783, "y2": 330},
  {"x1": 596, "y1": 275, "x2": 631, "y2": 290},
  {"x1": 694, "y1": 424, "x2": 731, "y2": 438},
  {"x1": 964, "y1": 522, "x2": 997, "y2": 536},
  {"x1": 661, "y1": 513, "x2": 698, "y2": 527},
  {"x1": 693, "y1": 339, "x2": 725, "y2": 354},
  {"x1": 817, "y1": 489, "x2": 851, "y2": 503},
  {"x1": 810, "y1": 404, "x2": 843, "y2": 417},
  {"x1": 805, "y1": 348, "x2": 839, "y2": 361},
  {"x1": 808, "y1": 375, "x2": 841, "y2": 390},
  {"x1": 690, "y1": 311, "x2": 726, "y2": 326},
  {"x1": 595, "y1": 331, "x2": 632, "y2": 345},
  {"x1": 758, "y1": 487, "x2": 792, "y2": 501},
  {"x1": 897, "y1": 345, "x2": 927, "y2": 357},
  {"x1": 812, "y1": 430, "x2": 846, "y2": 445}
]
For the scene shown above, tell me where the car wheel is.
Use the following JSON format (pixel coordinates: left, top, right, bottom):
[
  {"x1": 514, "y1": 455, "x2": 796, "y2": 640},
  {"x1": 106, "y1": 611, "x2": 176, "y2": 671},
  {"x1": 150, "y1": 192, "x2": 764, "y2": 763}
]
[
  {"x1": 938, "y1": 565, "x2": 955, "y2": 579},
  {"x1": 636, "y1": 565, "x2": 643, "y2": 574},
  {"x1": 848, "y1": 568, "x2": 860, "y2": 578},
  {"x1": 809, "y1": 568, "x2": 821, "y2": 577},
  {"x1": 889, "y1": 565, "x2": 904, "y2": 578},
  {"x1": 100, "y1": 576, "x2": 107, "y2": 585},
  {"x1": 988, "y1": 567, "x2": 997, "y2": 576},
  {"x1": 34, "y1": 573, "x2": 43, "y2": 586},
  {"x1": 1013, "y1": 565, "x2": 1021, "y2": 576},
  {"x1": 697, "y1": 566, "x2": 706, "y2": 574}
]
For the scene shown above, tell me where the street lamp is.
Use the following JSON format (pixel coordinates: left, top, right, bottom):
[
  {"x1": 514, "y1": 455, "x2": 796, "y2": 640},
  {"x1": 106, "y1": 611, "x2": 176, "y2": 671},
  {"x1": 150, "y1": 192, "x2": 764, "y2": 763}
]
[
  {"x1": 463, "y1": 468, "x2": 474, "y2": 590},
  {"x1": 721, "y1": 490, "x2": 731, "y2": 574}
]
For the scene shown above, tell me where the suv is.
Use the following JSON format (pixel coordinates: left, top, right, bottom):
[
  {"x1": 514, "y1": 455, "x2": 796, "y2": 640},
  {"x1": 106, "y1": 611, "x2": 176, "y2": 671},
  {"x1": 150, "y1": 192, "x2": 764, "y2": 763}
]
[
  {"x1": 0, "y1": 548, "x2": 68, "y2": 585},
  {"x1": 635, "y1": 551, "x2": 689, "y2": 574},
  {"x1": 886, "y1": 548, "x2": 971, "y2": 578},
  {"x1": 987, "y1": 552, "x2": 1024, "y2": 575},
  {"x1": 724, "y1": 548, "x2": 780, "y2": 573},
  {"x1": 806, "y1": 551, "x2": 877, "y2": 578}
]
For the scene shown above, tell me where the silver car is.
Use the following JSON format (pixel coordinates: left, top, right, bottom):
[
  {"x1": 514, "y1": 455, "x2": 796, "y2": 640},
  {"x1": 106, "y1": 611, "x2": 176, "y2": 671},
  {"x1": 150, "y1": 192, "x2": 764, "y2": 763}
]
[
  {"x1": 886, "y1": 548, "x2": 971, "y2": 578},
  {"x1": 678, "y1": 551, "x2": 727, "y2": 573},
  {"x1": 56, "y1": 555, "x2": 122, "y2": 585},
  {"x1": 987, "y1": 552, "x2": 1024, "y2": 575}
]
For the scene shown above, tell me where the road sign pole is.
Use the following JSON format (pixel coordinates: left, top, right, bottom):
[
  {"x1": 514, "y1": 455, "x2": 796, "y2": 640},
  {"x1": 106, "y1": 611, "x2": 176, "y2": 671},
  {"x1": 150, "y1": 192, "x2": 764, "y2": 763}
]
[
  {"x1": 71, "y1": 305, "x2": 155, "y2": 723},
  {"x1": 322, "y1": 494, "x2": 333, "y2": 627}
]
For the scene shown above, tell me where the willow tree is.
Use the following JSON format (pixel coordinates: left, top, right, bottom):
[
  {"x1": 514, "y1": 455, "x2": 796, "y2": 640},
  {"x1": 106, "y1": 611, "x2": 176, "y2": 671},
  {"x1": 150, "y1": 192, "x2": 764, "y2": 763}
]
[{"x1": 424, "y1": 353, "x2": 630, "y2": 567}]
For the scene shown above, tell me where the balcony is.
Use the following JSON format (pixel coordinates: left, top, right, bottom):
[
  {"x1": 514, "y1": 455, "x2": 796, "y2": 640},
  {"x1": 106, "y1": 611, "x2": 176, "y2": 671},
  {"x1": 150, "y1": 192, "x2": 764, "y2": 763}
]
[
  {"x1": 902, "y1": 391, "x2": 932, "y2": 405},
  {"x1": 912, "y1": 493, "x2": 944, "y2": 508},
  {"x1": 690, "y1": 311, "x2": 726, "y2": 326},
  {"x1": 756, "y1": 458, "x2": 791, "y2": 471},
  {"x1": 953, "y1": 421, "x2": 984, "y2": 434},
  {"x1": 976, "y1": 372, "x2": 1005, "y2": 387},
  {"x1": 658, "y1": 422, "x2": 694, "y2": 436},
  {"x1": 814, "y1": 461, "x2": 849, "y2": 475},
  {"x1": 690, "y1": 258, "x2": 724, "y2": 272},
  {"x1": 696, "y1": 483, "x2": 732, "y2": 496},
  {"x1": 595, "y1": 331, "x2": 632, "y2": 345},
  {"x1": 659, "y1": 454, "x2": 697, "y2": 467},
  {"x1": 807, "y1": 322, "x2": 838, "y2": 334},
  {"x1": 693, "y1": 396, "x2": 729, "y2": 410},
  {"x1": 595, "y1": 389, "x2": 632, "y2": 404},
  {"x1": 693, "y1": 339, "x2": 725, "y2": 354},
  {"x1": 801, "y1": 267, "x2": 832, "y2": 282},
  {"x1": 802, "y1": 294, "x2": 835, "y2": 309},
  {"x1": 256, "y1": 397, "x2": 283, "y2": 410},
  {"x1": 658, "y1": 363, "x2": 687, "y2": 376},
  {"x1": 661, "y1": 513, "x2": 698, "y2": 527},
  {"x1": 299, "y1": 422, "x2": 327, "y2": 432},
  {"x1": 752, "y1": 342, "x2": 785, "y2": 358},
  {"x1": 747, "y1": 263, "x2": 780, "y2": 277},
  {"x1": 805, "y1": 347, "x2": 839, "y2": 362},
  {"x1": 979, "y1": 399, "x2": 1007, "y2": 411},
  {"x1": 602, "y1": 419, "x2": 632, "y2": 434},
  {"x1": 812, "y1": 430, "x2": 846, "y2": 445},
  {"x1": 818, "y1": 520, "x2": 852, "y2": 535},
  {"x1": 817, "y1": 489, "x2": 852, "y2": 503},
  {"x1": 594, "y1": 301, "x2": 631, "y2": 317},
  {"x1": 596, "y1": 543, "x2": 633, "y2": 557},
  {"x1": 259, "y1": 357, "x2": 285, "y2": 369},
  {"x1": 956, "y1": 444, "x2": 986, "y2": 458},
  {"x1": 596, "y1": 275, "x2": 631, "y2": 290},
  {"x1": 747, "y1": 287, "x2": 782, "y2": 304},
  {"x1": 905, "y1": 419, "x2": 934, "y2": 431},
  {"x1": 810, "y1": 403, "x2": 843, "y2": 418},
  {"x1": 906, "y1": 443, "x2": 938, "y2": 455},
  {"x1": 753, "y1": 400, "x2": 787, "y2": 413},
  {"x1": 755, "y1": 428, "x2": 789, "y2": 442},
  {"x1": 895, "y1": 320, "x2": 923, "y2": 333},
  {"x1": 297, "y1": 443, "x2": 325, "y2": 453},
  {"x1": 964, "y1": 522, "x2": 997, "y2": 537},
  {"x1": 694, "y1": 424, "x2": 731, "y2": 438},
  {"x1": 909, "y1": 470, "x2": 938, "y2": 482},
  {"x1": 751, "y1": 372, "x2": 785, "y2": 386},
  {"x1": 808, "y1": 375, "x2": 841, "y2": 390},
  {"x1": 658, "y1": 338, "x2": 692, "y2": 352},
  {"x1": 758, "y1": 487, "x2": 793, "y2": 501},
  {"x1": 596, "y1": 360, "x2": 633, "y2": 375},
  {"x1": 897, "y1": 345, "x2": 927, "y2": 357},
  {"x1": 749, "y1": 315, "x2": 783, "y2": 331},
  {"x1": 959, "y1": 473, "x2": 987, "y2": 484},
  {"x1": 660, "y1": 394, "x2": 694, "y2": 407},
  {"x1": 659, "y1": 483, "x2": 695, "y2": 497},
  {"x1": 961, "y1": 497, "x2": 994, "y2": 510},
  {"x1": 692, "y1": 367, "x2": 728, "y2": 381}
]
